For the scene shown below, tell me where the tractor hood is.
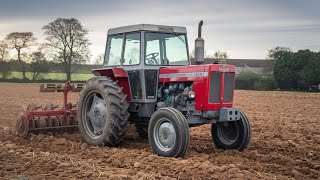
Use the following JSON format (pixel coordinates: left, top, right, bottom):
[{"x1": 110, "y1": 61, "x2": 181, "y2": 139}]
[{"x1": 158, "y1": 64, "x2": 236, "y2": 83}]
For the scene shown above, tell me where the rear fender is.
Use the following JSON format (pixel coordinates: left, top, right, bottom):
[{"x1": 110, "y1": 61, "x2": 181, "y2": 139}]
[{"x1": 92, "y1": 68, "x2": 132, "y2": 101}]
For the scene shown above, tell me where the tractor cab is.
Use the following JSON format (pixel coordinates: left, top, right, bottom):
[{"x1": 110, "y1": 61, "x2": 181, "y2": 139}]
[
  {"x1": 103, "y1": 24, "x2": 190, "y2": 67},
  {"x1": 96, "y1": 24, "x2": 191, "y2": 116}
]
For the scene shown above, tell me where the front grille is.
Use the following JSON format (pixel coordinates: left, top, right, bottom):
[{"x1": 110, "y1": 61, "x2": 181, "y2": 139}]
[
  {"x1": 209, "y1": 72, "x2": 221, "y2": 103},
  {"x1": 209, "y1": 72, "x2": 235, "y2": 103},
  {"x1": 223, "y1": 73, "x2": 234, "y2": 102}
]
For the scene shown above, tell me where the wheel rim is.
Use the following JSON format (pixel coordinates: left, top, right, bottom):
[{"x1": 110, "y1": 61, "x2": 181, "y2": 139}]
[
  {"x1": 153, "y1": 118, "x2": 176, "y2": 152},
  {"x1": 83, "y1": 91, "x2": 107, "y2": 139},
  {"x1": 217, "y1": 122, "x2": 239, "y2": 145}
]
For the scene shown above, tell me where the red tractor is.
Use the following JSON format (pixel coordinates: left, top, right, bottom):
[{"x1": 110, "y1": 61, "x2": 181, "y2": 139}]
[{"x1": 76, "y1": 21, "x2": 251, "y2": 157}]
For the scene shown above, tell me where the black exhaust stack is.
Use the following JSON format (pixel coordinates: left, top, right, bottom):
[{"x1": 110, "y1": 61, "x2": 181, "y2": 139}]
[{"x1": 195, "y1": 20, "x2": 204, "y2": 64}]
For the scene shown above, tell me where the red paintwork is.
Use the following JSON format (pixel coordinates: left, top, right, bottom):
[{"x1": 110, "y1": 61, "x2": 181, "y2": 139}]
[
  {"x1": 93, "y1": 64, "x2": 236, "y2": 111},
  {"x1": 92, "y1": 68, "x2": 132, "y2": 101},
  {"x1": 159, "y1": 64, "x2": 236, "y2": 111}
]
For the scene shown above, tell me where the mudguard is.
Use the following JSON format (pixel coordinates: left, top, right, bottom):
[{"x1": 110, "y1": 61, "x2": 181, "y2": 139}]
[{"x1": 92, "y1": 68, "x2": 132, "y2": 101}]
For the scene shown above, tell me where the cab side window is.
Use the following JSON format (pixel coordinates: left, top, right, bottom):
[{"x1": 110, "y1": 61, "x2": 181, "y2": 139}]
[
  {"x1": 123, "y1": 32, "x2": 140, "y2": 65},
  {"x1": 104, "y1": 34, "x2": 124, "y2": 66}
]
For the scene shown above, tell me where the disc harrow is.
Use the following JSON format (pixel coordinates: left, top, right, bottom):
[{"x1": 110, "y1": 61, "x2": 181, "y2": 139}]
[{"x1": 16, "y1": 82, "x2": 78, "y2": 137}]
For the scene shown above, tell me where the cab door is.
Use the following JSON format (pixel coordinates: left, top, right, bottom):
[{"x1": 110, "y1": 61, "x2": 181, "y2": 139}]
[{"x1": 121, "y1": 32, "x2": 143, "y2": 101}]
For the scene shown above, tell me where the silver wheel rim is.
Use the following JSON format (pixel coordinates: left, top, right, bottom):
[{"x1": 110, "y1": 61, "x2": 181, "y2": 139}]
[
  {"x1": 153, "y1": 118, "x2": 176, "y2": 152},
  {"x1": 83, "y1": 91, "x2": 107, "y2": 139},
  {"x1": 217, "y1": 122, "x2": 239, "y2": 145}
]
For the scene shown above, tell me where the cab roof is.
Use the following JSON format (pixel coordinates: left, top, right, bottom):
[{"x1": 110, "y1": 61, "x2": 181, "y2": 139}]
[{"x1": 107, "y1": 24, "x2": 187, "y2": 35}]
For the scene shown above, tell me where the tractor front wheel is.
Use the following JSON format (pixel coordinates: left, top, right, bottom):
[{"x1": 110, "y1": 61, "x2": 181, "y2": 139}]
[
  {"x1": 211, "y1": 111, "x2": 251, "y2": 151},
  {"x1": 77, "y1": 76, "x2": 130, "y2": 147},
  {"x1": 148, "y1": 107, "x2": 189, "y2": 157}
]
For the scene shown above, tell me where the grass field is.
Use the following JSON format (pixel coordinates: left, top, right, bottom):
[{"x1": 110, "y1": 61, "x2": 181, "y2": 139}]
[{"x1": 7, "y1": 71, "x2": 94, "y2": 81}]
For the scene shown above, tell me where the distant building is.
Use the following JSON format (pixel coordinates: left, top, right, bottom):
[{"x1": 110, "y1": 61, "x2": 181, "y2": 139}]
[{"x1": 191, "y1": 58, "x2": 273, "y2": 75}]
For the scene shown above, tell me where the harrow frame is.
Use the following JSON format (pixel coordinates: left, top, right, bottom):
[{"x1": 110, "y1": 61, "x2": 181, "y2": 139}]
[{"x1": 17, "y1": 82, "x2": 78, "y2": 136}]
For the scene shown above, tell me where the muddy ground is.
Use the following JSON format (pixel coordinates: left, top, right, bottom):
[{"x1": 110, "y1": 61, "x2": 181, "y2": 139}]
[{"x1": 0, "y1": 83, "x2": 319, "y2": 179}]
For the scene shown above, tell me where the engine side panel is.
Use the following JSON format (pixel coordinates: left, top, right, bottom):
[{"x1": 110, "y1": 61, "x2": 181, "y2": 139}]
[{"x1": 158, "y1": 64, "x2": 236, "y2": 111}]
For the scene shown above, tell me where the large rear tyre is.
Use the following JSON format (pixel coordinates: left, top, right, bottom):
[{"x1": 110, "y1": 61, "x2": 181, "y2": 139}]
[
  {"x1": 211, "y1": 111, "x2": 251, "y2": 151},
  {"x1": 77, "y1": 76, "x2": 130, "y2": 147},
  {"x1": 148, "y1": 107, "x2": 189, "y2": 157}
]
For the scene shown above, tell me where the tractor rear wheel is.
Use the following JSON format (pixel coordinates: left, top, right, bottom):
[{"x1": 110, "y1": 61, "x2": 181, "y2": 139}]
[
  {"x1": 77, "y1": 76, "x2": 130, "y2": 147},
  {"x1": 148, "y1": 107, "x2": 189, "y2": 157},
  {"x1": 211, "y1": 111, "x2": 251, "y2": 151}
]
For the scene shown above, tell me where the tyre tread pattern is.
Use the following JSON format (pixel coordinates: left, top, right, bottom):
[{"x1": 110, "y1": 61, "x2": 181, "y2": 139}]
[
  {"x1": 148, "y1": 107, "x2": 190, "y2": 157},
  {"x1": 78, "y1": 76, "x2": 130, "y2": 147},
  {"x1": 212, "y1": 110, "x2": 251, "y2": 151}
]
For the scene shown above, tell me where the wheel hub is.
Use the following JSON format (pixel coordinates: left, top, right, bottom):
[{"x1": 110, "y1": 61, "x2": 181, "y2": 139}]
[
  {"x1": 157, "y1": 121, "x2": 176, "y2": 151},
  {"x1": 86, "y1": 94, "x2": 107, "y2": 135},
  {"x1": 218, "y1": 122, "x2": 239, "y2": 145}
]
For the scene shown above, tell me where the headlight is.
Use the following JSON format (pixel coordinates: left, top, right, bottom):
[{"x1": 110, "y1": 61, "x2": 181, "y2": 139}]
[{"x1": 188, "y1": 91, "x2": 195, "y2": 99}]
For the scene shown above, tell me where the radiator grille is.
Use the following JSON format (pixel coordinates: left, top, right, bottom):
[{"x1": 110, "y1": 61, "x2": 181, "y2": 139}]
[
  {"x1": 223, "y1": 72, "x2": 234, "y2": 102},
  {"x1": 209, "y1": 72, "x2": 221, "y2": 103},
  {"x1": 209, "y1": 72, "x2": 234, "y2": 103}
]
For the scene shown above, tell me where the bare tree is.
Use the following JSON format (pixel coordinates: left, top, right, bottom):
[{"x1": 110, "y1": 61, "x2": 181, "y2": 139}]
[
  {"x1": 94, "y1": 53, "x2": 104, "y2": 65},
  {"x1": 214, "y1": 51, "x2": 228, "y2": 63},
  {"x1": 0, "y1": 40, "x2": 9, "y2": 61},
  {"x1": 0, "y1": 40, "x2": 11, "y2": 79},
  {"x1": 29, "y1": 50, "x2": 49, "y2": 81},
  {"x1": 5, "y1": 32, "x2": 36, "y2": 79},
  {"x1": 43, "y1": 18, "x2": 91, "y2": 81},
  {"x1": 0, "y1": 61, "x2": 11, "y2": 79}
]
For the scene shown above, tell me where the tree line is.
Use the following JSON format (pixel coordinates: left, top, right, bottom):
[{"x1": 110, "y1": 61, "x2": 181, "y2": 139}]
[
  {"x1": 0, "y1": 18, "x2": 92, "y2": 81},
  {"x1": 268, "y1": 47, "x2": 320, "y2": 90},
  {"x1": 236, "y1": 47, "x2": 320, "y2": 91}
]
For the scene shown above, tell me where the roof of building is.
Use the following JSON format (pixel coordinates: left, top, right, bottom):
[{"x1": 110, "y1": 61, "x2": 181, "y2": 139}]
[{"x1": 107, "y1": 24, "x2": 187, "y2": 35}]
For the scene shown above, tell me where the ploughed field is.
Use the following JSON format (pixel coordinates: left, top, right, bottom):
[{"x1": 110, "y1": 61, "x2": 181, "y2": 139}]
[{"x1": 0, "y1": 83, "x2": 319, "y2": 179}]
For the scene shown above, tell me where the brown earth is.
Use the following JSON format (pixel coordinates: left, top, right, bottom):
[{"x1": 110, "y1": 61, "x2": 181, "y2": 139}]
[{"x1": 0, "y1": 83, "x2": 319, "y2": 179}]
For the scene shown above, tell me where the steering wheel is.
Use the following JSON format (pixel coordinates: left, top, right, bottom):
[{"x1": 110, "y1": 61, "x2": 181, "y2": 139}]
[{"x1": 146, "y1": 52, "x2": 159, "y2": 65}]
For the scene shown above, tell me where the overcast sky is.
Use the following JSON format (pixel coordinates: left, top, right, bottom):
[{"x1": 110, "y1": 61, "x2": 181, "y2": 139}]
[{"x1": 0, "y1": 0, "x2": 319, "y2": 62}]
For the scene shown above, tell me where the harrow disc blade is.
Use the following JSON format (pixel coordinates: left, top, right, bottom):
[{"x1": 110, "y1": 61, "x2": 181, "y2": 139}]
[
  {"x1": 15, "y1": 106, "x2": 29, "y2": 137},
  {"x1": 35, "y1": 117, "x2": 47, "y2": 128},
  {"x1": 52, "y1": 118, "x2": 60, "y2": 127},
  {"x1": 45, "y1": 117, "x2": 53, "y2": 127},
  {"x1": 58, "y1": 115, "x2": 67, "y2": 126},
  {"x1": 30, "y1": 119, "x2": 36, "y2": 129},
  {"x1": 66, "y1": 116, "x2": 72, "y2": 126},
  {"x1": 15, "y1": 117, "x2": 28, "y2": 137}
]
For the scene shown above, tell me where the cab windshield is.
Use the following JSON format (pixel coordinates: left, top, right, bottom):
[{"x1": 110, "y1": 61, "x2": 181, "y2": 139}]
[{"x1": 145, "y1": 32, "x2": 189, "y2": 66}]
